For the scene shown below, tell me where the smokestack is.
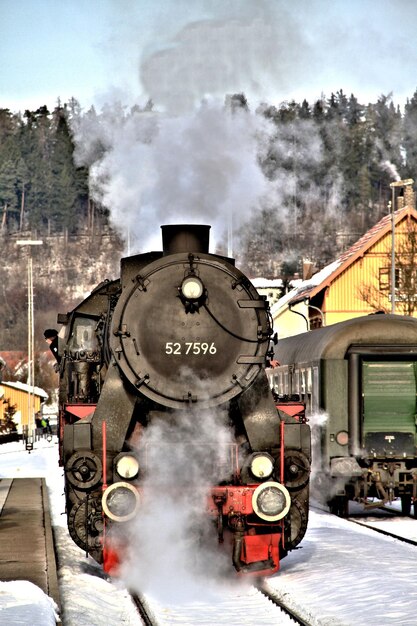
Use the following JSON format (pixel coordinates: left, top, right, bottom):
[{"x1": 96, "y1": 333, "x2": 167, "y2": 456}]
[{"x1": 161, "y1": 224, "x2": 211, "y2": 255}]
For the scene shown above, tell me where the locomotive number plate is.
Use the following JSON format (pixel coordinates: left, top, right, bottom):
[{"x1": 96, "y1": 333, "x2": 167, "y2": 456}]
[{"x1": 165, "y1": 342, "x2": 217, "y2": 355}]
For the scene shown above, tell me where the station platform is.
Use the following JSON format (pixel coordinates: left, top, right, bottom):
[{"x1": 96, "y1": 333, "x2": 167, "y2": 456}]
[{"x1": 0, "y1": 478, "x2": 60, "y2": 612}]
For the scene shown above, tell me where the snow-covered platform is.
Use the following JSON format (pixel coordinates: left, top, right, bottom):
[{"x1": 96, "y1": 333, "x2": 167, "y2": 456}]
[{"x1": 0, "y1": 477, "x2": 60, "y2": 617}]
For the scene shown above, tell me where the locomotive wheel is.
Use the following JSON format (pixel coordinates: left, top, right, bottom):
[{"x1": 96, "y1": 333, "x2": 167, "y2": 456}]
[
  {"x1": 68, "y1": 496, "x2": 104, "y2": 553},
  {"x1": 66, "y1": 450, "x2": 102, "y2": 490},
  {"x1": 283, "y1": 449, "x2": 310, "y2": 490},
  {"x1": 283, "y1": 499, "x2": 308, "y2": 550}
]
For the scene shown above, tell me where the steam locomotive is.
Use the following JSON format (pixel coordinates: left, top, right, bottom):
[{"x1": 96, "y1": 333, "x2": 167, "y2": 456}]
[
  {"x1": 57, "y1": 224, "x2": 310, "y2": 576},
  {"x1": 271, "y1": 314, "x2": 417, "y2": 517}
]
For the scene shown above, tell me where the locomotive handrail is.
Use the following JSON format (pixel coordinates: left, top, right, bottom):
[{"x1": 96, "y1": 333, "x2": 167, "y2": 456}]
[{"x1": 202, "y1": 303, "x2": 271, "y2": 343}]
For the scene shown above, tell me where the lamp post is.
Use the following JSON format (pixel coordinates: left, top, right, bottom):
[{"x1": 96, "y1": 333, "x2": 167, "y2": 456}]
[
  {"x1": 16, "y1": 239, "x2": 43, "y2": 450},
  {"x1": 389, "y1": 179, "x2": 414, "y2": 314}
]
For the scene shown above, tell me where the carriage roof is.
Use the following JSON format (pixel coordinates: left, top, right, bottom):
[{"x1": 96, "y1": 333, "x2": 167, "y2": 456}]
[{"x1": 274, "y1": 314, "x2": 417, "y2": 363}]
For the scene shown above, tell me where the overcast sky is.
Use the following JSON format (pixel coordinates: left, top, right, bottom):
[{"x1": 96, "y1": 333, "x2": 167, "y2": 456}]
[{"x1": 1, "y1": 0, "x2": 417, "y2": 114}]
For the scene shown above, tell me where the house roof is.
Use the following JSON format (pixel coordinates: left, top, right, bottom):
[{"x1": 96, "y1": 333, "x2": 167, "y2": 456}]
[
  {"x1": 0, "y1": 352, "x2": 49, "y2": 400},
  {"x1": 250, "y1": 277, "x2": 283, "y2": 288},
  {"x1": 1, "y1": 380, "x2": 48, "y2": 399},
  {"x1": 281, "y1": 205, "x2": 417, "y2": 307}
]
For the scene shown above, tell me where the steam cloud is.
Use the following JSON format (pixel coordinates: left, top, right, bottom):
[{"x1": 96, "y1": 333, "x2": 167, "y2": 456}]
[
  {"x1": 118, "y1": 400, "x2": 243, "y2": 602},
  {"x1": 69, "y1": 1, "x2": 333, "y2": 257},
  {"x1": 138, "y1": 4, "x2": 310, "y2": 116},
  {"x1": 72, "y1": 101, "x2": 276, "y2": 253},
  {"x1": 308, "y1": 411, "x2": 352, "y2": 507},
  {"x1": 71, "y1": 100, "x2": 332, "y2": 258},
  {"x1": 381, "y1": 159, "x2": 401, "y2": 182},
  {"x1": 308, "y1": 411, "x2": 330, "y2": 505}
]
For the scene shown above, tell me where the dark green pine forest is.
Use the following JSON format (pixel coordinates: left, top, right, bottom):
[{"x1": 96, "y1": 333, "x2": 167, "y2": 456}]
[{"x1": 2, "y1": 90, "x2": 417, "y2": 275}]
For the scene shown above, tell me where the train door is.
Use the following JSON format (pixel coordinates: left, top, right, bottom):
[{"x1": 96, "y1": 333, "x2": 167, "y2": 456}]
[{"x1": 362, "y1": 360, "x2": 417, "y2": 456}]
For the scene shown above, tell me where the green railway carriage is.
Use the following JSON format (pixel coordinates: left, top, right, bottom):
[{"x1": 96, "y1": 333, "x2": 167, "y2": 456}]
[{"x1": 271, "y1": 314, "x2": 417, "y2": 516}]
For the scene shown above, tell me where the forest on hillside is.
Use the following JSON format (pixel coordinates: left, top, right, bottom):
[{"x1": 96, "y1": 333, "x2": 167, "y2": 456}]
[{"x1": 1, "y1": 89, "x2": 417, "y2": 279}]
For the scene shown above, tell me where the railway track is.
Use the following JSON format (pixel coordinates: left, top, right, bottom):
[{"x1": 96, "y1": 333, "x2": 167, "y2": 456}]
[
  {"x1": 131, "y1": 582, "x2": 314, "y2": 626},
  {"x1": 314, "y1": 500, "x2": 417, "y2": 548},
  {"x1": 256, "y1": 582, "x2": 313, "y2": 625},
  {"x1": 132, "y1": 593, "x2": 158, "y2": 626},
  {"x1": 347, "y1": 514, "x2": 417, "y2": 547},
  {"x1": 133, "y1": 503, "x2": 417, "y2": 626}
]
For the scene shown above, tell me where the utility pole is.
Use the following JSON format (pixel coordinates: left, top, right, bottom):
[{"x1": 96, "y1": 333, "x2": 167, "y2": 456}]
[{"x1": 16, "y1": 239, "x2": 43, "y2": 451}]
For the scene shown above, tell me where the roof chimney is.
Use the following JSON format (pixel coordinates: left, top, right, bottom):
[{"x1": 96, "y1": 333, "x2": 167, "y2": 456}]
[
  {"x1": 302, "y1": 259, "x2": 314, "y2": 280},
  {"x1": 404, "y1": 185, "x2": 415, "y2": 209}
]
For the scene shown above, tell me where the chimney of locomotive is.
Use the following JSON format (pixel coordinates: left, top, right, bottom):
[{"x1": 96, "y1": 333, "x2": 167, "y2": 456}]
[{"x1": 161, "y1": 224, "x2": 211, "y2": 255}]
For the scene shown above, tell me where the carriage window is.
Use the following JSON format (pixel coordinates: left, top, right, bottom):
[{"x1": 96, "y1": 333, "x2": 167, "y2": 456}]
[
  {"x1": 312, "y1": 366, "x2": 319, "y2": 412},
  {"x1": 294, "y1": 370, "x2": 300, "y2": 394},
  {"x1": 300, "y1": 370, "x2": 306, "y2": 394},
  {"x1": 307, "y1": 368, "x2": 312, "y2": 393}
]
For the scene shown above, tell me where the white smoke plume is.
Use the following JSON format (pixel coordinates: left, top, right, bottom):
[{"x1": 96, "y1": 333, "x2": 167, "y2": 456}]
[
  {"x1": 117, "y1": 373, "x2": 246, "y2": 602},
  {"x1": 69, "y1": 1, "x2": 333, "y2": 256},
  {"x1": 71, "y1": 98, "x2": 337, "y2": 259},
  {"x1": 72, "y1": 100, "x2": 277, "y2": 253},
  {"x1": 308, "y1": 411, "x2": 330, "y2": 506},
  {"x1": 138, "y1": 4, "x2": 311, "y2": 116},
  {"x1": 381, "y1": 159, "x2": 401, "y2": 182}
]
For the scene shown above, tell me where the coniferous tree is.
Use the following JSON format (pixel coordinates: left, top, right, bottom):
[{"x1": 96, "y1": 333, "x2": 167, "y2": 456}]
[
  {"x1": 0, "y1": 159, "x2": 18, "y2": 230},
  {"x1": 50, "y1": 106, "x2": 80, "y2": 232},
  {"x1": 403, "y1": 89, "x2": 417, "y2": 180},
  {"x1": 14, "y1": 157, "x2": 30, "y2": 230}
]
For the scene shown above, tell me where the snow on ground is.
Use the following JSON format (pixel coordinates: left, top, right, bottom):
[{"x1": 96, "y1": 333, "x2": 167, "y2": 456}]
[
  {"x1": 267, "y1": 508, "x2": 417, "y2": 626},
  {"x1": 0, "y1": 580, "x2": 58, "y2": 625},
  {"x1": 2, "y1": 440, "x2": 417, "y2": 625}
]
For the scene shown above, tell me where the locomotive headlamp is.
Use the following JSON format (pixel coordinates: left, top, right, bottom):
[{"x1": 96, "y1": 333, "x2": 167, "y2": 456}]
[
  {"x1": 102, "y1": 482, "x2": 140, "y2": 522},
  {"x1": 181, "y1": 276, "x2": 204, "y2": 300},
  {"x1": 115, "y1": 454, "x2": 140, "y2": 480},
  {"x1": 252, "y1": 481, "x2": 291, "y2": 522},
  {"x1": 250, "y1": 453, "x2": 274, "y2": 479}
]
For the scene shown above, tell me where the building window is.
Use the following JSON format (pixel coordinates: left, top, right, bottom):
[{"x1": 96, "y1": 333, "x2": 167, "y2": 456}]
[
  {"x1": 379, "y1": 267, "x2": 400, "y2": 291},
  {"x1": 379, "y1": 267, "x2": 389, "y2": 291},
  {"x1": 310, "y1": 315, "x2": 323, "y2": 329}
]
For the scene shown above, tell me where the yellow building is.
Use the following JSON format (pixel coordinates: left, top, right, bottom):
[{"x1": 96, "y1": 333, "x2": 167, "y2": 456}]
[
  {"x1": 0, "y1": 381, "x2": 48, "y2": 434},
  {"x1": 273, "y1": 195, "x2": 417, "y2": 338}
]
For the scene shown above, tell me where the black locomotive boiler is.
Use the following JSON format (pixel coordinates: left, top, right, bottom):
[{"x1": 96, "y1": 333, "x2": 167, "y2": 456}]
[
  {"x1": 271, "y1": 314, "x2": 417, "y2": 517},
  {"x1": 57, "y1": 224, "x2": 310, "y2": 576}
]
